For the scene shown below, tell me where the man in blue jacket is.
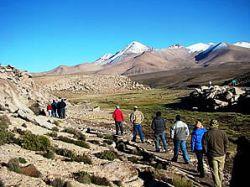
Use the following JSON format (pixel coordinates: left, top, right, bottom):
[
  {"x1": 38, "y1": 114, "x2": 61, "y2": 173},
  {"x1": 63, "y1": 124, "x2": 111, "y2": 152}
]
[{"x1": 191, "y1": 120, "x2": 207, "y2": 178}]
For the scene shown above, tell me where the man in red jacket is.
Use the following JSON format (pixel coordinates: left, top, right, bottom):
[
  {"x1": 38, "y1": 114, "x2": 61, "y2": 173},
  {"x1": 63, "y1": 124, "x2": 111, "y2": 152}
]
[{"x1": 112, "y1": 105, "x2": 125, "y2": 135}]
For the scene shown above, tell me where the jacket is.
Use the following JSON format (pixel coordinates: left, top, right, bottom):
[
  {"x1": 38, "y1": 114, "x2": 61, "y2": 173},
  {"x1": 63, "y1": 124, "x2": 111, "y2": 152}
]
[
  {"x1": 130, "y1": 110, "x2": 144, "y2": 124},
  {"x1": 203, "y1": 127, "x2": 229, "y2": 157},
  {"x1": 191, "y1": 127, "x2": 207, "y2": 151},
  {"x1": 151, "y1": 117, "x2": 166, "y2": 134},
  {"x1": 112, "y1": 109, "x2": 124, "y2": 122},
  {"x1": 171, "y1": 120, "x2": 189, "y2": 140}
]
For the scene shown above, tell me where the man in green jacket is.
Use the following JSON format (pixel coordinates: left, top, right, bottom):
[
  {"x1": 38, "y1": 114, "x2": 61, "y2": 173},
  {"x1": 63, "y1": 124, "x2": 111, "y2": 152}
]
[{"x1": 203, "y1": 120, "x2": 229, "y2": 187}]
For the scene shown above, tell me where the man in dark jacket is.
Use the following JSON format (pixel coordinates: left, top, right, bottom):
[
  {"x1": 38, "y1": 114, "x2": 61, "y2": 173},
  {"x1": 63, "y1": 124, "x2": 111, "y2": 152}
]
[
  {"x1": 57, "y1": 99, "x2": 66, "y2": 119},
  {"x1": 203, "y1": 119, "x2": 229, "y2": 187},
  {"x1": 51, "y1": 100, "x2": 58, "y2": 117},
  {"x1": 151, "y1": 111, "x2": 168, "y2": 152}
]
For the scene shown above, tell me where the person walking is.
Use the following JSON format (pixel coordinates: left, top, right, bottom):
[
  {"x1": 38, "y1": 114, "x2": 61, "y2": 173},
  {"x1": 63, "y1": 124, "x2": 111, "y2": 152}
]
[
  {"x1": 151, "y1": 111, "x2": 168, "y2": 152},
  {"x1": 130, "y1": 106, "x2": 145, "y2": 143},
  {"x1": 112, "y1": 105, "x2": 125, "y2": 135},
  {"x1": 203, "y1": 119, "x2": 229, "y2": 187},
  {"x1": 47, "y1": 103, "x2": 52, "y2": 117},
  {"x1": 171, "y1": 115, "x2": 190, "y2": 164},
  {"x1": 191, "y1": 120, "x2": 207, "y2": 177},
  {"x1": 58, "y1": 99, "x2": 66, "y2": 119},
  {"x1": 51, "y1": 100, "x2": 58, "y2": 117}
]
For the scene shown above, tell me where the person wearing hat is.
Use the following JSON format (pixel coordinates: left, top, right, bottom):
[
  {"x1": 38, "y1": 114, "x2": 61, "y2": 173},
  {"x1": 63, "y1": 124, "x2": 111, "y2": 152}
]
[
  {"x1": 130, "y1": 106, "x2": 145, "y2": 142},
  {"x1": 203, "y1": 119, "x2": 229, "y2": 187},
  {"x1": 112, "y1": 105, "x2": 125, "y2": 135}
]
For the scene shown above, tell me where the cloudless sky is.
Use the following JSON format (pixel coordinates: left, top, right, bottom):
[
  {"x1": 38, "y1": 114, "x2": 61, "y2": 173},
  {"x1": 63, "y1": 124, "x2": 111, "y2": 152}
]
[{"x1": 0, "y1": 0, "x2": 249, "y2": 72}]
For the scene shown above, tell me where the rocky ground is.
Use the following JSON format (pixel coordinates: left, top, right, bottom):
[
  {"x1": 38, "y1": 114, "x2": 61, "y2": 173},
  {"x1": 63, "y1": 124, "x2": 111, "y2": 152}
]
[{"x1": 0, "y1": 65, "x2": 232, "y2": 187}]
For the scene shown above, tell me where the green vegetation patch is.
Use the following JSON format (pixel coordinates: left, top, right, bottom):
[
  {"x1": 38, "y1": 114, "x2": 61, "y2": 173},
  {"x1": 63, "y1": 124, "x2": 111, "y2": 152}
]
[
  {"x1": 21, "y1": 131, "x2": 51, "y2": 151},
  {"x1": 0, "y1": 130, "x2": 15, "y2": 146},
  {"x1": 57, "y1": 136, "x2": 90, "y2": 149},
  {"x1": 73, "y1": 171, "x2": 110, "y2": 186},
  {"x1": 95, "y1": 150, "x2": 119, "y2": 161},
  {"x1": 62, "y1": 128, "x2": 86, "y2": 141},
  {"x1": 172, "y1": 175, "x2": 193, "y2": 187}
]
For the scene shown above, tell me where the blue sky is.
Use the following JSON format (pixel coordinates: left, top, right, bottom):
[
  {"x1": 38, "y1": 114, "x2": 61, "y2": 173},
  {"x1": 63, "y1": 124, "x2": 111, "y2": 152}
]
[{"x1": 0, "y1": 0, "x2": 249, "y2": 72}]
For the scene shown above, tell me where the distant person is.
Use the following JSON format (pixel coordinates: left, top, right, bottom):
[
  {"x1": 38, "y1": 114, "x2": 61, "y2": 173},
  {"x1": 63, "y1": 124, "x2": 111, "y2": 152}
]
[
  {"x1": 58, "y1": 99, "x2": 66, "y2": 119},
  {"x1": 130, "y1": 106, "x2": 145, "y2": 143},
  {"x1": 231, "y1": 79, "x2": 237, "y2": 86},
  {"x1": 191, "y1": 120, "x2": 207, "y2": 178},
  {"x1": 151, "y1": 111, "x2": 168, "y2": 152},
  {"x1": 209, "y1": 81, "x2": 212, "y2": 88},
  {"x1": 51, "y1": 100, "x2": 58, "y2": 117},
  {"x1": 112, "y1": 105, "x2": 125, "y2": 135},
  {"x1": 47, "y1": 103, "x2": 52, "y2": 117},
  {"x1": 171, "y1": 115, "x2": 190, "y2": 164},
  {"x1": 203, "y1": 120, "x2": 229, "y2": 187}
]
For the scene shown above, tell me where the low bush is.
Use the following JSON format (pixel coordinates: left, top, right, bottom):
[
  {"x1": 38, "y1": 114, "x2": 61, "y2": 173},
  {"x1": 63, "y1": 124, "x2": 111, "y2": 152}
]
[
  {"x1": 0, "y1": 115, "x2": 11, "y2": 130},
  {"x1": 103, "y1": 134, "x2": 114, "y2": 141},
  {"x1": 87, "y1": 139, "x2": 100, "y2": 145},
  {"x1": 52, "y1": 127, "x2": 59, "y2": 132},
  {"x1": 74, "y1": 171, "x2": 110, "y2": 186},
  {"x1": 43, "y1": 149, "x2": 55, "y2": 159},
  {"x1": 7, "y1": 158, "x2": 21, "y2": 173},
  {"x1": 103, "y1": 139, "x2": 113, "y2": 145},
  {"x1": 0, "y1": 129, "x2": 15, "y2": 145},
  {"x1": 55, "y1": 148, "x2": 91, "y2": 164},
  {"x1": 0, "y1": 179, "x2": 4, "y2": 187},
  {"x1": 57, "y1": 136, "x2": 90, "y2": 149},
  {"x1": 18, "y1": 157, "x2": 27, "y2": 164},
  {"x1": 172, "y1": 175, "x2": 193, "y2": 187},
  {"x1": 95, "y1": 150, "x2": 118, "y2": 161},
  {"x1": 53, "y1": 120, "x2": 60, "y2": 126},
  {"x1": 62, "y1": 128, "x2": 86, "y2": 141},
  {"x1": 21, "y1": 132, "x2": 51, "y2": 151},
  {"x1": 55, "y1": 148, "x2": 76, "y2": 158},
  {"x1": 73, "y1": 154, "x2": 92, "y2": 164},
  {"x1": 128, "y1": 156, "x2": 140, "y2": 163},
  {"x1": 46, "y1": 131, "x2": 58, "y2": 138}
]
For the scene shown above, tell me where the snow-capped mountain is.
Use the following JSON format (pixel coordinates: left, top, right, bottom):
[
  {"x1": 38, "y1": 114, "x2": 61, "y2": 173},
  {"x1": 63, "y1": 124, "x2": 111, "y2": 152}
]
[
  {"x1": 187, "y1": 43, "x2": 211, "y2": 53},
  {"x1": 94, "y1": 53, "x2": 113, "y2": 64},
  {"x1": 234, "y1": 42, "x2": 250, "y2": 49},
  {"x1": 168, "y1": 44, "x2": 184, "y2": 49},
  {"x1": 99, "y1": 41, "x2": 151, "y2": 65}
]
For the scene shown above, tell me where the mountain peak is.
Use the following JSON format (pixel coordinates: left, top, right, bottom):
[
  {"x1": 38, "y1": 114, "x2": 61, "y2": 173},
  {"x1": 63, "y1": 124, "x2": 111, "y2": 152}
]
[
  {"x1": 123, "y1": 41, "x2": 150, "y2": 54},
  {"x1": 234, "y1": 41, "x2": 250, "y2": 49}
]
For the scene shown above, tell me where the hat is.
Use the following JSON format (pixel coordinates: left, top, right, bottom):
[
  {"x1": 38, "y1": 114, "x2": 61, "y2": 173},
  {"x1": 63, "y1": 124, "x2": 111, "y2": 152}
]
[
  {"x1": 115, "y1": 105, "x2": 120, "y2": 109},
  {"x1": 134, "y1": 106, "x2": 138, "y2": 109},
  {"x1": 210, "y1": 119, "x2": 219, "y2": 127}
]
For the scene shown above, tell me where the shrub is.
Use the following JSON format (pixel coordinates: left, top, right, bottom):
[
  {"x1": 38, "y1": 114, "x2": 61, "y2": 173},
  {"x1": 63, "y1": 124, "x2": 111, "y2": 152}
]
[
  {"x1": 29, "y1": 102, "x2": 40, "y2": 115},
  {"x1": 172, "y1": 175, "x2": 193, "y2": 187},
  {"x1": 73, "y1": 154, "x2": 92, "y2": 164},
  {"x1": 55, "y1": 148, "x2": 76, "y2": 158},
  {"x1": 43, "y1": 149, "x2": 55, "y2": 159},
  {"x1": 18, "y1": 157, "x2": 27, "y2": 164},
  {"x1": 21, "y1": 132, "x2": 51, "y2": 151},
  {"x1": 87, "y1": 139, "x2": 100, "y2": 145},
  {"x1": 46, "y1": 131, "x2": 58, "y2": 138},
  {"x1": 63, "y1": 128, "x2": 86, "y2": 140},
  {"x1": 128, "y1": 156, "x2": 140, "y2": 163},
  {"x1": 49, "y1": 178, "x2": 73, "y2": 187},
  {"x1": 0, "y1": 115, "x2": 11, "y2": 130},
  {"x1": 74, "y1": 171, "x2": 110, "y2": 186},
  {"x1": 53, "y1": 120, "x2": 60, "y2": 126},
  {"x1": 0, "y1": 179, "x2": 4, "y2": 187},
  {"x1": 103, "y1": 139, "x2": 113, "y2": 145},
  {"x1": 95, "y1": 150, "x2": 118, "y2": 161},
  {"x1": 91, "y1": 175, "x2": 111, "y2": 186},
  {"x1": 0, "y1": 129, "x2": 15, "y2": 145},
  {"x1": 52, "y1": 127, "x2": 59, "y2": 132},
  {"x1": 97, "y1": 133, "x2": 104, "y2": 138},
  {"x1": 74, "y1": 171, "x2": 91, "y2": 184},
  {"x1": 55, "y1": 148, "x2": 91, "y2": 164},
  {"x1": 103, "y1": 134, "x2": 114, "y2": 141},
  {"x1": 57, "y1": 136, "x2": 90, "y2": 149},
  {"x1": 7, "y1": 158, "x2": 21, "y2": 173}
]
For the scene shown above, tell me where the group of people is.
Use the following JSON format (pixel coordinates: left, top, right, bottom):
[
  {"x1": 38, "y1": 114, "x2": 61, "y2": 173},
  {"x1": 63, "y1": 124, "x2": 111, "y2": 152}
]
[
  {"x1": 47, "y1": 98, "x2": 67, "y2": 119},
  {"x1": 112, "y1": 106, "x2": 229, "y2": 187}
]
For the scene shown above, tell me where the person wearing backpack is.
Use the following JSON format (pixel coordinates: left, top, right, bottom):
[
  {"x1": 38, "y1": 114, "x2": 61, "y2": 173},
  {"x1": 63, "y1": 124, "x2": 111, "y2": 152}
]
[
  {"x1": 130, "y1": 106, "x2": 145, "y2": 143},
  {"x1": 151, "y1": 111, "x2": 168, "y2": 152}
]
